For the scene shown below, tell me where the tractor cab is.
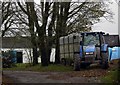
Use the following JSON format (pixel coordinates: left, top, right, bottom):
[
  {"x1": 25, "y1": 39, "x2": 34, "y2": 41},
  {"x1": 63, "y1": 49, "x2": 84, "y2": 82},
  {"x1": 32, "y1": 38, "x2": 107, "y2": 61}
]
[
  {"x1": 81, "y1": 32, "x2": 105, "y2": 45},
  {"x1": 74, "y1": 32, "x2": 109, "y2": 70},
  {"x1": 80, "y1": 32, "x2": 106, "y2": 57},
  {"x1": 82, "y1": 32, "x2": 100, "y2": 56}
]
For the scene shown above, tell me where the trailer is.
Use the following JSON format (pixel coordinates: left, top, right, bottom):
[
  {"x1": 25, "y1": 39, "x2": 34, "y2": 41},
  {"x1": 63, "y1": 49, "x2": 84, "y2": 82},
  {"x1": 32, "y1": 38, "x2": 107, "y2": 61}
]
[
  {"x1": 104, "y1": 35, "x2": 119, "y2": 47},
  {"x1": 59, "y1": 33, "x2": 81, "y2": 65},
  {"x1": 104, "y1": 35, "x2": 120, "y2": 61}
]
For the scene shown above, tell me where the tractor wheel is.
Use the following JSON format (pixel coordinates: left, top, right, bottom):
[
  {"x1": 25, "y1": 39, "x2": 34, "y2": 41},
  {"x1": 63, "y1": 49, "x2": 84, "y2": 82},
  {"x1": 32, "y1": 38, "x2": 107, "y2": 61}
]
[
  {"x1": 61, "y1": 58, "x2": 66, "y2": 66},
  {"x1": 74, "y1": 54, "x2": 81, "y2": 71},
  {"x1": 101, "y1": 52, "x2": 109, "y2": 69}
]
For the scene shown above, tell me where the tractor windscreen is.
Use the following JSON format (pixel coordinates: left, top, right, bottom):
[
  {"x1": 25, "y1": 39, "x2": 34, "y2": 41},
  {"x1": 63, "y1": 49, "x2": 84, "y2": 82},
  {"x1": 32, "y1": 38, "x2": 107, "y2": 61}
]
[{"x1": 83, "y1": 34, "x2": 100, "y2": 46}]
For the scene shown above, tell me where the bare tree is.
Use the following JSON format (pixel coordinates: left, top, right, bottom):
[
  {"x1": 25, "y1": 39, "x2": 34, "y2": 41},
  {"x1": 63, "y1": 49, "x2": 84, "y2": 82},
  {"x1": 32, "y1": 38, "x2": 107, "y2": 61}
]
[
  {"x1": 54, "y1": 2, "x2": 113, "y2": 63},
  {"x1": 17, "y1": 1, "x2": 54, "y2": 66},
  {"x1": 17, "y1": 1, "x2": 39, "y2": 65},
  {"x1": 2, "y1": 2, "x2": 15, "y2": 37}
]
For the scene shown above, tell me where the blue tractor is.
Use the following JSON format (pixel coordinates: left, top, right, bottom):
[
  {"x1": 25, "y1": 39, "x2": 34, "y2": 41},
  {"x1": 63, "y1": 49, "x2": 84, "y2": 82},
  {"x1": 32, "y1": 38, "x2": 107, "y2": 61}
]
[{"x1": 74, "y1": 32, "x2": 109, "y2": 70}]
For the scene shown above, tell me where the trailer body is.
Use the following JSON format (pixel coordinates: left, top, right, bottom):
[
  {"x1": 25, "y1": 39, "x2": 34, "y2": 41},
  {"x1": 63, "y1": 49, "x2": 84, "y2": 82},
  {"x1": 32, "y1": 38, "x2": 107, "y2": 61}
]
[{"x1": 59, "y1": 33, "x2": 81, "y2": 65}]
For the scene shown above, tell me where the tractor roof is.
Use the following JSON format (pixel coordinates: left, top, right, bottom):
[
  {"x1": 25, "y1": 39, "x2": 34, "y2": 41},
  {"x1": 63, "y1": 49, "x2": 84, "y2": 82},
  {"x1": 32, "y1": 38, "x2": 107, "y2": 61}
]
[{"x1": 81, "y1": 32, "x2": 105, "y2": 35}]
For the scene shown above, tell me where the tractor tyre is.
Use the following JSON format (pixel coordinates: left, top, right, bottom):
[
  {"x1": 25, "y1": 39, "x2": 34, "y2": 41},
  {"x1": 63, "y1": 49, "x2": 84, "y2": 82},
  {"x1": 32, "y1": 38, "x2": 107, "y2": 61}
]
[
  {"x1": 101, "y1": 52, "x2": 109, "y2": 69},
  {"x1": 74, "y1": 54, "x2": 81, "y2": 71}
]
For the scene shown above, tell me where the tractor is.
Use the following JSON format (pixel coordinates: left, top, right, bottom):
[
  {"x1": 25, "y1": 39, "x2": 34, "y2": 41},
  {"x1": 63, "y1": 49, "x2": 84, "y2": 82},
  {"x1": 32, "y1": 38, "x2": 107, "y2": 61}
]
[
  {"x1": 74, "y1": 32, "x2": 109, "y2": 70},
  {"x1": 59, "y1": 32, "x2": 109, "y2": 71}
]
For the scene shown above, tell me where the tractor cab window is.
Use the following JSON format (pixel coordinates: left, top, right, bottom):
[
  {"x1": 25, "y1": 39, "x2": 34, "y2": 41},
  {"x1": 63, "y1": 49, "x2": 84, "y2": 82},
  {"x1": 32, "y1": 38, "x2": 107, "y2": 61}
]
[{"x1": 83, "y1": 34, "x2": 100, "y2": 46}]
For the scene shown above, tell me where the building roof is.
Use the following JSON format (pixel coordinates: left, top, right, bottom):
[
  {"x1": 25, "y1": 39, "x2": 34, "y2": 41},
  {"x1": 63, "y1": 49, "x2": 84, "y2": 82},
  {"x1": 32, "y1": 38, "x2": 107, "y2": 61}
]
[{"x1": 1, "y1": 37, "x2": 33, "y2": 48}]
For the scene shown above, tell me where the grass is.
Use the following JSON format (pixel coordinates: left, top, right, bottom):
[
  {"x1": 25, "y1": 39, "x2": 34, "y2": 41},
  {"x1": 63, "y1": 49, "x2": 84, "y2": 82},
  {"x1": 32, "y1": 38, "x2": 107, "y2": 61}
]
[
  {"x1": 101, "y1": 70, "x2": 118, "y2": 85},
  {"x1": 100, "y1": 59, "x2": 120, "y2": 84},
  {"x1": 101, "y1": 69, "x2": 119, "y2": 85},
  {"x1": 3, "y1": 63, "x2": 73, "y2": 72}
]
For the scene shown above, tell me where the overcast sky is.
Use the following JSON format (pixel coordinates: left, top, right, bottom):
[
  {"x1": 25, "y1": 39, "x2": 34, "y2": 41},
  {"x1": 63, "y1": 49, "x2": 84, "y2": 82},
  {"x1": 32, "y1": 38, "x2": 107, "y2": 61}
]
[
  {"x1": 34, "y1": 0, "x2": 119, "y2": 35},
  {"x1": 92, "y1": 0, "x2": 118, "y2": 35}
]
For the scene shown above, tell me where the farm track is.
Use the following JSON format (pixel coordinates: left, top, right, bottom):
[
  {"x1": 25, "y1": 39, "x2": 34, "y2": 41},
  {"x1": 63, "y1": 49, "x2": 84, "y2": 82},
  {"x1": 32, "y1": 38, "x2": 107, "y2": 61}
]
[{"x1": 2, "y1": 62, "x2": 119, "y2": 84}]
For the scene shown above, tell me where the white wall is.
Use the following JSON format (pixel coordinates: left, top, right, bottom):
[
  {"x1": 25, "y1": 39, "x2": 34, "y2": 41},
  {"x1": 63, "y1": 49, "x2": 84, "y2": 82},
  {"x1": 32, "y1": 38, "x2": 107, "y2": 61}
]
[
  {"x1": 50, "y1": 48, "x2": 55, "y2": 62},
  {"x1": 2, "y1": 48, "x2": 33, "y2": 63},
  {"x1": 2, "y1": 48, "x2": 56, "y2": 63}
]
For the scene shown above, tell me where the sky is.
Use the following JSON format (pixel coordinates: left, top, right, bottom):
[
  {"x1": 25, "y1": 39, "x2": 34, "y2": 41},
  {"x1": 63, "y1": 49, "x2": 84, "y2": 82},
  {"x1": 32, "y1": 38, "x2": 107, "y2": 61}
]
[
  {"x1": 92, "y1": 0, "x2": 118, "y2": 35},
  {"x1": 34, "y1": 0, "x2": 119, "y2": 35}
]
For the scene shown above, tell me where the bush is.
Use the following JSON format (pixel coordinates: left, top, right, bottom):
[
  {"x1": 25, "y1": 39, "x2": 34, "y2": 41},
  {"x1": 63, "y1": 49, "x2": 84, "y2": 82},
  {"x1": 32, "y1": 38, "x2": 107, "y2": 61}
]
[{"x1": 2, "y1": 51, "x2": 16, "y2": 68}]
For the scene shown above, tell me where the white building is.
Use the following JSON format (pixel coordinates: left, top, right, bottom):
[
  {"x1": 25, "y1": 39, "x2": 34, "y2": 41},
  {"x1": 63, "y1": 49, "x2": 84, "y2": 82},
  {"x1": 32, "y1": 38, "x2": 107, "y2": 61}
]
[{"x1": 1, "y1": 37, "x2": 55, "y2": 63}]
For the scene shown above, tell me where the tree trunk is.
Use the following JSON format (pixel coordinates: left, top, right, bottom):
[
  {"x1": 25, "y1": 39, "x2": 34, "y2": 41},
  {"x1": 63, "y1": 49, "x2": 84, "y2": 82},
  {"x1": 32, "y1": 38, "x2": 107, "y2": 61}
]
[
  {"x1": 26, "y1": 2, "x2": 38, "y2": 66},
  {"x1": 47, "y1": 3, "x2": 56, "y2": 63},
  {"x1": 55, "y1": 36, "x2": 60, "y2": 64},
  {"x1": 31, "y1": 34, "x2": 38, "y2": 66},
  {"x1": 54, "y1": 2, "x2": 71, "y2": 64},
  {"x1": 47, "y1": 40, "x2": 52, "y2": 63},
  {"x1": 33, "y1": 47, "x2": 38, "y2": 65},
  {"x1": 40, "y1": 40, "x2": 49, "y2": 66},
  {"x1": 39, "y1": 2, "x2": 51, "y2": 66}
]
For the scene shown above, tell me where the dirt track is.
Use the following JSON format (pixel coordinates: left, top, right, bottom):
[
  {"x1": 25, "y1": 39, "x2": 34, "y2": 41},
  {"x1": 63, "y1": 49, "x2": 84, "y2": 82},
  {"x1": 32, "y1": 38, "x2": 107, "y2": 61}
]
[
  {"x1": 3, "y1": 70, "x2": 102, "y2": 84},
  {"x1": 2, "y1": 63, "x2": 118, "y2": 84}
]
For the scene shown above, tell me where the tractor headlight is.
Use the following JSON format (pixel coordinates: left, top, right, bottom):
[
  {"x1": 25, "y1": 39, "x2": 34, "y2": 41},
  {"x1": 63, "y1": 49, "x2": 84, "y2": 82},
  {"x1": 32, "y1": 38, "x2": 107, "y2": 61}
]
[{"x1": 85, "y1": 52, "x2": 94, "y2": 55}]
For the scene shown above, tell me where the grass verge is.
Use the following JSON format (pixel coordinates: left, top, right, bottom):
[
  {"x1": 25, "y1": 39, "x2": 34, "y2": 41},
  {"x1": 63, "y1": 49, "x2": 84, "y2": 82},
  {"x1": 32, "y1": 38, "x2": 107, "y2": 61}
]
[
  {"x1": 3, "y1": 63, "x2": 73, "y2": 72},
  {"x1": 101, "y1": 69, "x2": 119, "y2": 85}
]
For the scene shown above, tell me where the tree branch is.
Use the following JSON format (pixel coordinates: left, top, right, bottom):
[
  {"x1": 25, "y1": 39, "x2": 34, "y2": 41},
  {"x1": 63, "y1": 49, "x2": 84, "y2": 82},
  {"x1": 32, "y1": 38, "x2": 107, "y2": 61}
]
[{"x1": 17, "y1": 2, "x2": 28, "y2": 15}]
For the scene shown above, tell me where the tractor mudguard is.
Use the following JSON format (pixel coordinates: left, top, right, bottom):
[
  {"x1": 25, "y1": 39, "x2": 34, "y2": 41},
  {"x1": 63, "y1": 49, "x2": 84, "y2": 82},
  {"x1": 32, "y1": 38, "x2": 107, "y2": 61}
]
[{"x1": 101, "y1": 44, "x2": 108, "y2": 52}]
